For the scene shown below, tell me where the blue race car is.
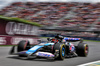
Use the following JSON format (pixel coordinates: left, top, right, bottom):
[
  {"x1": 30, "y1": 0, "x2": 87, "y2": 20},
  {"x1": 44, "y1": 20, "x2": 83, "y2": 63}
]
[{"x1": 9, "y1": 35, "x2": 89, "y2": 60}]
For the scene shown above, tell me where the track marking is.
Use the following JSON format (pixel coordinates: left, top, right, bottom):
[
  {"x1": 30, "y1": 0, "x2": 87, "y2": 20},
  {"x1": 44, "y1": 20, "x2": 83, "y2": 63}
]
[{"x1": 77, "y1": 60, "x2": 100, "y2": 66}]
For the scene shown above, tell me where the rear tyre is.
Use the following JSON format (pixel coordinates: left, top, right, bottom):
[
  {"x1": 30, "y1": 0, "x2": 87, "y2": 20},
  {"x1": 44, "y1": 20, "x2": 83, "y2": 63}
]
[
  {"x1": 53, "y1": 43, "x2": 66, "y2": 60},
  {"x1": 17, "y1": 40, "x2": 30, "y2": 57},
  {"x1": 76, "y1": 43, "x2": 89, "y2": 57}
]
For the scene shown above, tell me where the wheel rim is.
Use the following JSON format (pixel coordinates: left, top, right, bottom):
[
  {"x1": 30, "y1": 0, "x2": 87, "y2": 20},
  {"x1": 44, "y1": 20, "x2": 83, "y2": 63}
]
[
  {"x1": 85, "y1": 45, "x2": 88, "y2": 56},
  {"x1": 62, "y1": 47, "x2": 65, "y2": 57},
  {"x1": 85, "y1": 46, "x2": 88, "y2": 54}
]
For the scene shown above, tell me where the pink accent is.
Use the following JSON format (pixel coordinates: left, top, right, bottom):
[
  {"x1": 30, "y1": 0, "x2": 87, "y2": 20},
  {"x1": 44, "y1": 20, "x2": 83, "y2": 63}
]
[
  {"x1": 70, "y1": 46, "x2": 72, "y2": 50},
  {"x1": 85, "y1": 47, "x2": 88, "y2": 53},
  {"x1": 52, "y1": 45, "x2": 54, "y2": 52},
  {"x1": 24, "y1": 40, "x2": 28, "y2": 50},
  {"x1": 69, "y1": 43, "x2": 74, "y2": 51}
]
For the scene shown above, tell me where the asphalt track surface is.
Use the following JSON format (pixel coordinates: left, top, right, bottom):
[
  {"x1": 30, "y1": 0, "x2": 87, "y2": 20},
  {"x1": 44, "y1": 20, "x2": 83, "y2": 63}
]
[{"x1": 0, "y1": 41, "x2": 100, "y2": 66}]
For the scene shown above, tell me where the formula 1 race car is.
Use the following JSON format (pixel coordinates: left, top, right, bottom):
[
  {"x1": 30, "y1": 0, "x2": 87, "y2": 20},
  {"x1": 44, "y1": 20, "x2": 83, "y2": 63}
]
[{"x1": 9, "y1": 35, "x2": 89, "y2": 60}]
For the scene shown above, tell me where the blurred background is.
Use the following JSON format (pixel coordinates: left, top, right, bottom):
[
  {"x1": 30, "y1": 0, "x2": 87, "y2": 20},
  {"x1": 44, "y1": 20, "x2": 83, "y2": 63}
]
[{"x1": 0, "y1": 0, "x2": 100, "y2": 45}]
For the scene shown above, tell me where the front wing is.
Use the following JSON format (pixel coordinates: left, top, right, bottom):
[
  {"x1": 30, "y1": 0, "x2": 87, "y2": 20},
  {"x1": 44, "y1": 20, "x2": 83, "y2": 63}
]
[{"x1": 9, "y1": 46, "x2": 55, "y2": 58}]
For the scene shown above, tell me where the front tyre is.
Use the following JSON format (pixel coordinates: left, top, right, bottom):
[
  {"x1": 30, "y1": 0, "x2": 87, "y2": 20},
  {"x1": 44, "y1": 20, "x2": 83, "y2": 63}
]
[
  {"x1": 53, "y1": 43, "x2": 66, "y2": 60},
  {"x1": 59, "y1": 44, "x2": 66, "y2": 60},
  {"x1": 17, "y1": 40, "x2": 30, "y2": 57}
]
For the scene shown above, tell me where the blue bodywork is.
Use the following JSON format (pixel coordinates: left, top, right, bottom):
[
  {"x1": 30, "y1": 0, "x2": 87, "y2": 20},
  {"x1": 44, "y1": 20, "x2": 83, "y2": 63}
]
[
  {"x1": 26, "y1": 37, "x2": 80, "y2": 55},
  {"x1": 26, "y1": 43, "x2": 54, "y2": 54}
]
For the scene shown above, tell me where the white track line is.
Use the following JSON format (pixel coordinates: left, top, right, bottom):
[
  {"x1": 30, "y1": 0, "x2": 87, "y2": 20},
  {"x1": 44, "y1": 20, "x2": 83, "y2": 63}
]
[{"x1": 77, "y1": 60, "x2": 100, "y2": 66}]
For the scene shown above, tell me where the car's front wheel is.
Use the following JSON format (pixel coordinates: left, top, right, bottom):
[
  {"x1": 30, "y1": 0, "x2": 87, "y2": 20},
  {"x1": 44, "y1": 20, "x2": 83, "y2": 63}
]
[
  {"x1": 53, "y1": 43, "x2": 66, "y2": 60},
  {"x1": 17, "y1": 40, "x2": 30, "y2": 57}
]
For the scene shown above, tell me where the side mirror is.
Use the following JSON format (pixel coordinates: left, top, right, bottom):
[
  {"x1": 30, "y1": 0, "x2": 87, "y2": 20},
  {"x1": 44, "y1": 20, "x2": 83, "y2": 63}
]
[{"x1": 47, "y1": 38, "x2": 50, "y2": 41}]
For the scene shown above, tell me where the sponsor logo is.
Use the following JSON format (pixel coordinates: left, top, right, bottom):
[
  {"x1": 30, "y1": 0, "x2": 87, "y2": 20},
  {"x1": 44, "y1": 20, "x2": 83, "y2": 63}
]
[
  {"x1": 37, "y1": 52, "x2": 54, "y2": 57},
  {"x1": 0, "y1": 37, "x2": 6, "y2": 45},
  {"x1": 6, "y1": 22, "x2": 38, "y2": 35},
  {"x1": 11, "y1": 37, "x2": 37, "y2": 44}
]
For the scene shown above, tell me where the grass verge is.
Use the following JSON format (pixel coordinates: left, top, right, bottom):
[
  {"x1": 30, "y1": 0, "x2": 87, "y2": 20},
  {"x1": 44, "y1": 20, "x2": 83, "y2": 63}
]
[
  {"x1": 84, "y1": 40, "x2": 100, "y2": 42},
  {"x1": 0, "y1": 45, "x2": 36, "y2": 47},
  {"x1": 0, "y1": 45, "x2": 17, "y2": 47}
]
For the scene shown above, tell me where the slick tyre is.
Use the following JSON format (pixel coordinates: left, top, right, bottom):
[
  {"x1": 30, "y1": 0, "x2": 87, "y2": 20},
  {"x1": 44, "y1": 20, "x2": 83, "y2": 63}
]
[
  {"x1": 17, "y1": 40, "x2": 30, "y2": 52},
  {"x1": 17, "y1": 40, "x2": 30, "y2": 57},
  {"x1": 54, "y1": 43, "x2": 66, "y2": 60},
  {"x1": 76, "y1": 43, "x2": 89, "y2": 57}
]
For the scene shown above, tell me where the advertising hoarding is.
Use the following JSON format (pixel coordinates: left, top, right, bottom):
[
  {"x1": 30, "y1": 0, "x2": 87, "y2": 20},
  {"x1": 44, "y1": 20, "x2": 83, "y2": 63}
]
[{"x1": 0, "y1": 19, "x2": 39, "y2": 45}]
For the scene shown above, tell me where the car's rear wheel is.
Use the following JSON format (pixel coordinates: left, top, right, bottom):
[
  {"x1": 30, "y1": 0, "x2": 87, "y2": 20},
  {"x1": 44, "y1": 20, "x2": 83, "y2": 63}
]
[{"x1": 76, "y1": 43, "x2": 89, "y2": 57}]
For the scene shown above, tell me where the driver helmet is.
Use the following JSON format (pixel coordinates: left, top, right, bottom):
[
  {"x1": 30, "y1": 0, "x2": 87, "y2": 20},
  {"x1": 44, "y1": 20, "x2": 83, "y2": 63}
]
[{"x1": 55, "y1": 34, "x2": 64, "y2": 40}]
